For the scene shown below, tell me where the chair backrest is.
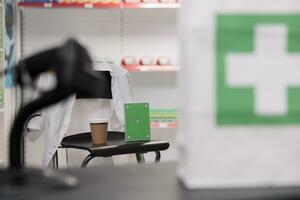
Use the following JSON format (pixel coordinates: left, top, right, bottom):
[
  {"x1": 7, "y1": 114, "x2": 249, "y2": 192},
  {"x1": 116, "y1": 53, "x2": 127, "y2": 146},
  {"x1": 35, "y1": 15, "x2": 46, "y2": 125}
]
[{"x1": 76, "y1": 71, "x2": 112, "y2": 99}]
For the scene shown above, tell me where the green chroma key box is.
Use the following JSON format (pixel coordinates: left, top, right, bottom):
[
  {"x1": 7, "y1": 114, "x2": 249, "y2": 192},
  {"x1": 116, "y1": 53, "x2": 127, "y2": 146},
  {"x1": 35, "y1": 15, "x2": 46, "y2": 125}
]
[{"x1": 124, "y1": 103, "x2": 151, "y2": 142}]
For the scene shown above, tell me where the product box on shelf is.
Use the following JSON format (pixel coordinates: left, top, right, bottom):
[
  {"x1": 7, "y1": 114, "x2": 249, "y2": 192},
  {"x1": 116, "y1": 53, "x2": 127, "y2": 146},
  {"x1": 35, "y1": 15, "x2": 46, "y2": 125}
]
[
  {"x1": 122, "y1": 56, "x2": 173, "y2": 66},
  {"x1": 123, "y1": 0, "x2": 140, "y2": 3},
  {"x1": 122, "y1": 56, "x2": 139, "y2": 66},
  {"x1": 142, "y1": 0, "x2": 159, "y2": 3},
  {"x1": 160, "y1": 0, "x2": 177, "y2": 2},
  {"x1": 139, "y1": 56, "x2": 156, "y2": 65},
  {"x1": 78, "y1": 0, "x2": 121, "y2": 3},
  {"x1": 23, "y1": 0, "x2": 55, "y2": 2},
  {"x1": 157, "y1": 56, "x2": 171, "y2": 65}
]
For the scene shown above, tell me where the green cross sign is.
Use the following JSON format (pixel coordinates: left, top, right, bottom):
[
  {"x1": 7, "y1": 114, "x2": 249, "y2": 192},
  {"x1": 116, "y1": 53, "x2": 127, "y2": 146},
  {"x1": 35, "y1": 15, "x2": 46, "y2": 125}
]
[{"x1": 216, "y1": 15, "x2": 300, "y2": 125}]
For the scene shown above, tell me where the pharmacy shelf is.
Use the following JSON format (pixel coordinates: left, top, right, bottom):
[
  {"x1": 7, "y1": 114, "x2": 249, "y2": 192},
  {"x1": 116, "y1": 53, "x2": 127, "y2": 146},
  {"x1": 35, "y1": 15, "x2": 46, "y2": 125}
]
[
  {"x1": 151, "y1": 121, "x2": 176, "y2": 129},
  {"x1": 17, "y1": 2, "x2": 180, "y2": 9},
  {"x1": 123, "y1": 65, "x2": 179, "y2": 72}
]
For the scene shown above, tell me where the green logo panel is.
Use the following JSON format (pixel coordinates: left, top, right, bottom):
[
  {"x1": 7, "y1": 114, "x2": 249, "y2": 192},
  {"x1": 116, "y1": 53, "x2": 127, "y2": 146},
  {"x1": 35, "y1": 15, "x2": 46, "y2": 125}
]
[{"x1": 216, "y1": 14, "x2": 300, "y2": 125}]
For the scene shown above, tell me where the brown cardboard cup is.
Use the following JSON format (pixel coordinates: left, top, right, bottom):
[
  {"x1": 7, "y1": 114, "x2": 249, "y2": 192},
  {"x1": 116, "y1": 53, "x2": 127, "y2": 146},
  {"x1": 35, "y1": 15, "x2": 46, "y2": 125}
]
[{"x1": 89, "y1": 119, "x2": 109, "y2": 145}]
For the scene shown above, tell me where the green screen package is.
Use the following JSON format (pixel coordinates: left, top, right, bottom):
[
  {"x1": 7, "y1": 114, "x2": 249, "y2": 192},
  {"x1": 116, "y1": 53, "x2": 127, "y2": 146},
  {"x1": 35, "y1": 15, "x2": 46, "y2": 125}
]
[{"x1": 124, "y1": 103, "x2": 150, "y2": 142}]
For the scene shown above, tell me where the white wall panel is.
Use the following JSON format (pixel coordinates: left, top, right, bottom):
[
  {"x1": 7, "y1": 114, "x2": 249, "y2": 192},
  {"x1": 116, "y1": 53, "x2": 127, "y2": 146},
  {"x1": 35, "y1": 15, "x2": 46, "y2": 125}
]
[
  {"x1": 123, "y1": 10, "x2": 178, "y2": 62},
  {"x1": 131, "y1": 72, "x2": 177, "y2": 108},
  {"x1": 23, "y1": 9, "x2": 121, "y2": 59}
]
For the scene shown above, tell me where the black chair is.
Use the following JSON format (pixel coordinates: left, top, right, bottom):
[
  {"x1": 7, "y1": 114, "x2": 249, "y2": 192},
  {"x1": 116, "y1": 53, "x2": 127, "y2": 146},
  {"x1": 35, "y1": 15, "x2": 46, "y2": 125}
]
[
  {"x1": 51, "y1": 70, "x2": 170, "y2": 168},
  {"x1": 59, "y1": 131, "x2": 170, "y2": 167}
]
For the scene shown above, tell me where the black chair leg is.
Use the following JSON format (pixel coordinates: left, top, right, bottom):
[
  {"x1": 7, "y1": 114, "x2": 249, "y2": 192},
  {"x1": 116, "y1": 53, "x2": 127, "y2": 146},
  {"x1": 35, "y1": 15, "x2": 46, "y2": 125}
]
[
  {"x1": 81, "y1": 154, "x2": 94, "y2": 168},
  {"x1": 155, "y1": 151, "x2": 161, "y2": 163},
  {"x1": 135, "y1": 153, "x2": 145, "y2": 164},
  {"x1": 52, "y1": 151, "x2": 59, "y2": 169}
]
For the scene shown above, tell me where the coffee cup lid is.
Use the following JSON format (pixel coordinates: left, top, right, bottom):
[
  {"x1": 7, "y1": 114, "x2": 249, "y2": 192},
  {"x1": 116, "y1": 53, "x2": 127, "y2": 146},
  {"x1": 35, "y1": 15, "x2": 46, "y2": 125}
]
[{"x1": 89, "y1": 118, "x2": 109, "y2": 124}]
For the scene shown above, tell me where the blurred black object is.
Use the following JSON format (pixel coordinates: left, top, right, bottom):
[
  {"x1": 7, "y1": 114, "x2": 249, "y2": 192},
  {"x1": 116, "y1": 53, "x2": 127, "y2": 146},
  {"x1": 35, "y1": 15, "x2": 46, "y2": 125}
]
[
  {"x1": 11, "y1": 38, "x2": 108, "y2": 169},
  {"x1": 1, "y1": 38, "x2": 108, "y2": 194}
]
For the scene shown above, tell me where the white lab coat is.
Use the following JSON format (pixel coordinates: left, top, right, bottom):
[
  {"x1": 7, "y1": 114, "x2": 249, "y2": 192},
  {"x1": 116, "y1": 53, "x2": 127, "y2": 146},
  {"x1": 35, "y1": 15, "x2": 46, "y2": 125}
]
[{"x1": 26, "y1": 62, "x2": 132, "y2": 167}]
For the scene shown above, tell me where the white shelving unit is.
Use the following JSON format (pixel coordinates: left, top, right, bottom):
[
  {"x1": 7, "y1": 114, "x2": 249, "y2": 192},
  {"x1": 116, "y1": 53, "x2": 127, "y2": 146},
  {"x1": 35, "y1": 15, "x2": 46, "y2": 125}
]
[{"x1": 18, "y1": 1, "x2": 179, "y2": 166}]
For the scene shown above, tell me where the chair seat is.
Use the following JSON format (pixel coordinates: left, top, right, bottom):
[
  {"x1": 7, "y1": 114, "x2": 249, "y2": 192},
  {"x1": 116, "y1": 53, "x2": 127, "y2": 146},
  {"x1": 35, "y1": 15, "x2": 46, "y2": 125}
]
[{"x1": 61, "y1": 131, "x2": 170, "y2": 157}]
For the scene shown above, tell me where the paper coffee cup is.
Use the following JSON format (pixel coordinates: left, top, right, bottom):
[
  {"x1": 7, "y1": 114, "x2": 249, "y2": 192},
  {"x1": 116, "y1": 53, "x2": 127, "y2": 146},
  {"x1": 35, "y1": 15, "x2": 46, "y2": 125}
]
[{"x1": 89, "y1": 119, "x2": 109, "y2": 145}]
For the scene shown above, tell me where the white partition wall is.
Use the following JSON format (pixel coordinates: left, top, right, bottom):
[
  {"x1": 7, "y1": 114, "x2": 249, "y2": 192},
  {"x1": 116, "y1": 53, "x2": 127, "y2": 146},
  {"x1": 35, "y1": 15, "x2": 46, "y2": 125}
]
[{"x1": 178, "y1": 0, "x2": 300, "y2": 189}]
